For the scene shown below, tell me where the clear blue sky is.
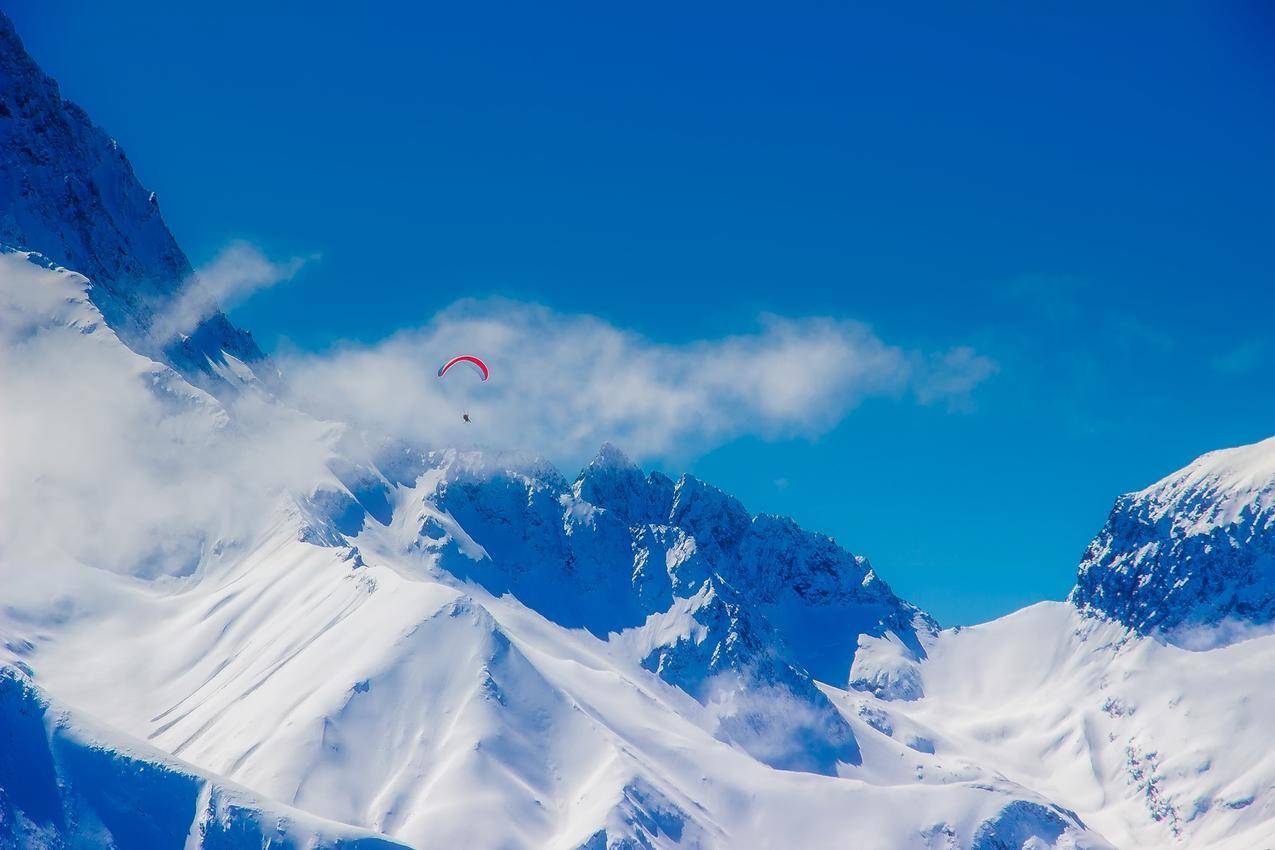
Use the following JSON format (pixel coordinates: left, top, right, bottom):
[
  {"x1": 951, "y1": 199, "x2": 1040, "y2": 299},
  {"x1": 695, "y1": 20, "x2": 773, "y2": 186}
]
[{"x1": 12, "y1": 2, "x2": 1274, "y2": 624}]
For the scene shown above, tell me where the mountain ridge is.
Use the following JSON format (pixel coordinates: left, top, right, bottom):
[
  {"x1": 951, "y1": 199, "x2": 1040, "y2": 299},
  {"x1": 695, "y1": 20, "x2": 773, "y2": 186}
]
[{"x1": 3, "y1": 8, "x2": 1273, "y2": 848}]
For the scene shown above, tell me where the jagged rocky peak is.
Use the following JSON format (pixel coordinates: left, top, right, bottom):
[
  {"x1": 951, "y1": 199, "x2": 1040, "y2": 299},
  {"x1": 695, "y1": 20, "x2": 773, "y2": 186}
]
[
  {"x1": 406, "y1": 444, "x2": 934, "y2": 709},
  {"x1": 586, "y1": 440, "x2": 638, "y2": 471},
  {"x1": 0, "y1": 11, "x2": 269, "y2": 393},
  {"x1": 429, "y1": 444, "x2": 915, "y2": 612},
  {"x1": 669, "y1": 474, "x2": 753, "y2": 559},
  {"x1": 385, "y1": 444, "x2": 876, "y2": 773},
  {"x1": 573, "y1": 442, "x2": 674, "y2": 526},
  {"x1": 0, "y1": 13, "x2": 187, "y2": 289},
  {"x1": 1072, "y1": 433, "x2": 1275, "y2": 637}
]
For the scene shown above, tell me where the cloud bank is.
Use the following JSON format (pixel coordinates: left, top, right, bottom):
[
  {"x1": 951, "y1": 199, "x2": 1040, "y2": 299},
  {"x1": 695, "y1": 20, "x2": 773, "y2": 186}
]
[{"x1": 284, "y1": 299, "x2": 996, "y2": 463}]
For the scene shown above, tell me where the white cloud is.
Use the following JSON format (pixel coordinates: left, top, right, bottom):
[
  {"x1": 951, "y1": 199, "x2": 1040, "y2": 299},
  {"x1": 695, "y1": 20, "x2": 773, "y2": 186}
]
[
  {"x1": 283, "y1": 300, "x2": 995, "y2": 464},
  {"x1": 195, "y1": 241, "x2": 308, "y2": 306},
  {"x1": 153, "y1": 241, "x2": 308, "y2": 341},
  {"x1": 1165, "y1": 616, "x2": 1275, "y2": 651}
]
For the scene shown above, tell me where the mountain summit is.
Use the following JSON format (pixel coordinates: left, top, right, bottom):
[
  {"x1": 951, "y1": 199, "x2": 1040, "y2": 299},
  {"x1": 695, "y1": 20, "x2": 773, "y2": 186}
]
[
  {"x1": 0, "y1": 12, "x2": 269, "y2": 394},
  {"x1": 1072, "y1": 434, "x2": 1275, "y2": 636}
]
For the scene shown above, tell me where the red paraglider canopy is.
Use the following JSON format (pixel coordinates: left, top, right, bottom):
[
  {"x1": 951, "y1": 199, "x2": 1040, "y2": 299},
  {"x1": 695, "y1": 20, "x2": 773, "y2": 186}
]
[{"x1": 437, "y1": 354, "x2": 489, "y2": 381}]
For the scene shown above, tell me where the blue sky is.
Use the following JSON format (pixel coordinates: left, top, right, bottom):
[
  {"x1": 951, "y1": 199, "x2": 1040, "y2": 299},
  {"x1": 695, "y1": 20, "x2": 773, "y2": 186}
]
[{"x1": 13, "y1": 2, "x2": 1274, "y2": 624}]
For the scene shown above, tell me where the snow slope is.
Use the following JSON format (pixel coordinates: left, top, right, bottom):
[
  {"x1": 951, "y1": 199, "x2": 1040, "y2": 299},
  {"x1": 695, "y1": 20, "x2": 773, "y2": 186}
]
[
  {"x1": 0, "y1": 668, "x2": 409, "y2": 850},
  {"x1": 910, "y1": 602, "x2": 1275, "y2": 850}
]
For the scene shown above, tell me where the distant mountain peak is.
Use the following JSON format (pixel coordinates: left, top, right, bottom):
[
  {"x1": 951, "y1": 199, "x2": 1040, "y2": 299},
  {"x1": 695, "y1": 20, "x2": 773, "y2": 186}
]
[
  {"x1": 572, "y1": 442, "x2": 668, "y2": 526},
  {"x1": 1072, "y1": 434, "x2": 1275, "y2": 636},
  {"x1": 586, "y1": 441, "x2": 639, "y2": 471}
]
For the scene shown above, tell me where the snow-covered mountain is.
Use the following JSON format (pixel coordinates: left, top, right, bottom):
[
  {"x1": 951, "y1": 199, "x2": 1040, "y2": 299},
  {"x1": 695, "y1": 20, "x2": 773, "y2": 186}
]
[
  {"x1": 0, "y1": 251, "x2": 1105, "y2": 850},
  {"x1": 1072, "y1": 436, "x2": 1275, "y2": 637},
  {"x1": 2, "y1": 10, "x2": 1272, "y2": 849}
]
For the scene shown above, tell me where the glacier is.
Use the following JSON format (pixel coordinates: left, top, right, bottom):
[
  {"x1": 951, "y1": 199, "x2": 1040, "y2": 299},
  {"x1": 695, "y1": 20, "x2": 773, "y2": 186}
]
[{"x1": 2, "y1": 8, "x2": 1273, "y2": 849}]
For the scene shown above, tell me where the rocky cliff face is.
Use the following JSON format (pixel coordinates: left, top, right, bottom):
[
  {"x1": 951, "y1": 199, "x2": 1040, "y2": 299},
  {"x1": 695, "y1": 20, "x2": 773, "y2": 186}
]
[
  {"x1": 0, "y1": 12, "x2": 270, "y2": 395},
  {"x1": 1071, "y1": 435, "x2": 1275, "y2": 637}
]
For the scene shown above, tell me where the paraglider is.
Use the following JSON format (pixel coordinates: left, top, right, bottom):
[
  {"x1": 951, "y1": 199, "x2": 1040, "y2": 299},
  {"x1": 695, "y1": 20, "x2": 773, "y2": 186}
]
[
  {"x1": 437, "y1": 355, "x2": 489, "y2": 381},
  {"x1": 438, "y1": 355, "x2": 488, "y2": 423}
]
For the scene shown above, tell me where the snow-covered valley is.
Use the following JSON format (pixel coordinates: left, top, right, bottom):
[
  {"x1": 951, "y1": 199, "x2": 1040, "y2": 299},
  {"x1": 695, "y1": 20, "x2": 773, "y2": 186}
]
[{"x1": 2, "y1": 10, "x2": 1274, "y2": 849}]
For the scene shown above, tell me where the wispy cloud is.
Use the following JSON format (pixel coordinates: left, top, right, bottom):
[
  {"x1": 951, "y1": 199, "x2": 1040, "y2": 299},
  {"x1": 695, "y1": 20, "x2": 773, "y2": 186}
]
[
  {"x1": 1211, "y1": 340, "x2": 1264, "y2": 376},
  {"x1": 913, "y1": 346, "x2": 999, "y2": 411},
  {"x1": 194, "y1": 241, "x2": 309, "y2": 307},
  {"x1": 153, "y1": 241, "x2": 308, "y2": 341},
  {"x1": 283, "y1": 300, "x2": 996, "y2": 463}
]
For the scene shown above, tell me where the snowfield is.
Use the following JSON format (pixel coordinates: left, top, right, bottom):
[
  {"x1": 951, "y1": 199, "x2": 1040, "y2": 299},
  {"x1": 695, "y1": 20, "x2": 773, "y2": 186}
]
[{"x1": 913, "y1": 603, "x2": 1275, "y2": 850}]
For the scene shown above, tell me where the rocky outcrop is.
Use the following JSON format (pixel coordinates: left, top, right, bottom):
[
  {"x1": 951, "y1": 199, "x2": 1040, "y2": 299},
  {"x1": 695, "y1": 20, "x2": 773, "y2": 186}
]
[{"x1": 1072, "y1": 435, "x2": 1275, "y2": 637}]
